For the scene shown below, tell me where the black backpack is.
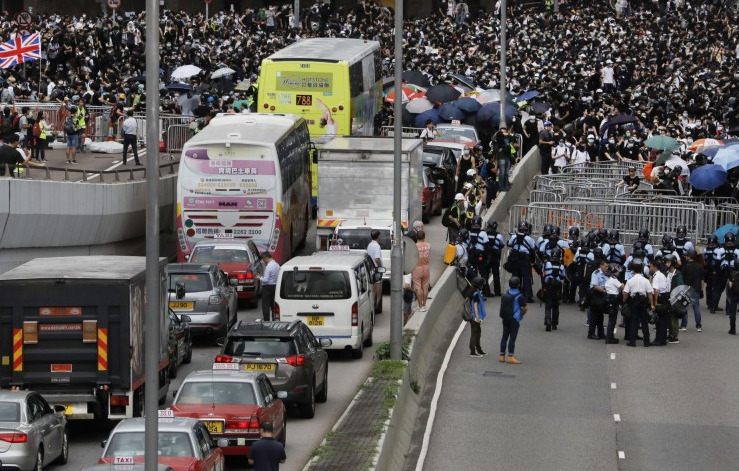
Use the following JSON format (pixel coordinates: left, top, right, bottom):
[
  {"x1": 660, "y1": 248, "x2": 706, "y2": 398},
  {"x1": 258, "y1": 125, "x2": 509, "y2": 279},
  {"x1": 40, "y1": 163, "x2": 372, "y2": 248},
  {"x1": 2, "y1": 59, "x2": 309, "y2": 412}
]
[
  {"x1": 0, "y1": 116, "x2": 12, "y2": 134},
  {"x1": 499, "y1": 292, "x2": 521, "y2": 321}
]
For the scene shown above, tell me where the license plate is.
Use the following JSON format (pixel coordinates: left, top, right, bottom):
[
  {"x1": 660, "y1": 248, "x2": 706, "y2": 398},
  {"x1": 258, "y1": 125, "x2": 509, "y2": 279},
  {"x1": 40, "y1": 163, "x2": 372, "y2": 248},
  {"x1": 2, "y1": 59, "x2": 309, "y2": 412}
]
[
  {"x1": 307, "y1": 315, "x2": 324, "y2": 327},
  {"x1": 51, "y1": 364, "x2": 72, "y2": 373},
  {"x1": 243, "y1": 363, "x2": 275, "y2": 372},
  {"x1": 202, "y1": 420, "x2": 223, "y2": 434},
  {"x1": 64, "y1": 404, "x2": 74, "y2": 415},
  {"x1": 169, "y1": 301, "x2": 194, "y2": 310}
]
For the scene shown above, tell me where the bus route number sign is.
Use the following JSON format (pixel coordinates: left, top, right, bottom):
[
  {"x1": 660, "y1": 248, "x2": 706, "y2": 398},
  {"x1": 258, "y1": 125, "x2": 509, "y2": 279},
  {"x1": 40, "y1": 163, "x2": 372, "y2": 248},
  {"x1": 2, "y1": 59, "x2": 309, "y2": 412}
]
[{"x1": 295, "y1": 94, "x2": 312, "y2": 106}]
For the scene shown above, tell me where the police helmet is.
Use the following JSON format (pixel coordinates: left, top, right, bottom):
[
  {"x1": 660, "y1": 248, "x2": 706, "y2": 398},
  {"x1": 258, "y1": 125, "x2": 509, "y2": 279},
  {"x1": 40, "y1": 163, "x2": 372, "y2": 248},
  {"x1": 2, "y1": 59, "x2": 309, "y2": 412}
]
[
  {"x1": 551, "y1": 248, "x2": 562, "y2": 261},
  {"x1": 661, "y1": 234, "x2": 674, "y2": 249},
  {"x1": 598, "y1": 228, "x2": 608, "y2": 241},
  {"x1": 706, "y1": 234, "x2": 719, "y2": 247},
  {"x1": 608, "y1": 229, "x2": 619, "y2": 243},
  {"x1": 592, "y1": 247, "x2": 604, "y2": 260},
  {"x1": 568, "y1": 226, "x2": 580, "y2": 239},
  {"x1": 725, "y1": 232, "x2": 737, "y2": 246},
  {"x1": 629, "y1": 258, "x2": 644, "y2": 273},
  {"x1": 486, "y1": 221, "x2": 498, "y2": 232},
  {"x1": 525, "y1": 221, "x2": 533, "y2": 234},
  {"x1": 676, "y1": 225, "x2": 687, "y2": 239},
  {"x1": 633, "y1": 248, "x2": 646, "y2": 259},
  {"x1": 663, "y1": 254, "x2": 677, "y2": 264},
  {"x1": 638, "y1": 228, "x2": 650, "y2": 241},
  {"x1": 552, "y1": 226, "x2": 562, "y2": 237},
  {"x1": 470, "y1": 216, "x2": 483, "y2": 229},
  {"x1": 471, "y1": 276, "x2": 486, "y2": 289},
  {"x1": 542, "y1": 224, "x2": 553, "y2": 237},
  {"x1": 509, "y1": 276, "x2": 521, "y2": 289},
  {"x1": 517, "y1": 221, "x2": 528, "y2": 233},
  {"x1": 474, "y1": 144, "x2": 484, "y2": 153},
  {"x1": 457, "y1": 228, "x2": 470, "y2": 242},
  {"x1": 632, "y1": 240, "x2": 645, "y2": 252}
]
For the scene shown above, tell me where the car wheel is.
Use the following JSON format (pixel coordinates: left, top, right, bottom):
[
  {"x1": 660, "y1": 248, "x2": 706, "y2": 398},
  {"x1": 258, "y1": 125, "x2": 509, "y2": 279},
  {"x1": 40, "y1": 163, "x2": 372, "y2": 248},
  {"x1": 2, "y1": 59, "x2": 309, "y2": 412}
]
[
  {"x1": 55, "y1": 428, "x2": 69, "y2": 465},
  {"x1": 316, "y1": 366, "x2": 328, "y2": 403},
  {"x1": 32, "y1": 447, "x2": 43, "y2": 471},
  {"x1": 375, "y1": 294, "x2": 383, "y2": 314},
  {"x1": 298, "y1": 381, "x2": 316, "y2": 418},
  {"x1": 169, "y1": 350, "x2": 178, "y2": 379},
  {"x1": 364, "y1": 320, "x2": 374, "y2": 347},
  {"x1": 352, "y1": 328, "x2": 364, "y2": 359},
  {"x1": 422, "y1": 211, "x2": 430, "y2": 224},
  {"x1": 183, "y1": 339, "x2": 193, "y2": 364}
]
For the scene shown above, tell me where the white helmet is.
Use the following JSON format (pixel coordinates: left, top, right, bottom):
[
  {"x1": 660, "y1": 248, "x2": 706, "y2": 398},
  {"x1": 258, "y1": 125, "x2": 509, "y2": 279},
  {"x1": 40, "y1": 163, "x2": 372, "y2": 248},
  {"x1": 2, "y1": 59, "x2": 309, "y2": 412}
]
[
  {"x1": 463, "y1": 182, "x2": 473, "y2": 191},
  {"x1": 466, "y1": 168, "x2": 476, "y2": 177},
  {"x1": 454, "y1": 193, "x2": 465, "y2": 201}
]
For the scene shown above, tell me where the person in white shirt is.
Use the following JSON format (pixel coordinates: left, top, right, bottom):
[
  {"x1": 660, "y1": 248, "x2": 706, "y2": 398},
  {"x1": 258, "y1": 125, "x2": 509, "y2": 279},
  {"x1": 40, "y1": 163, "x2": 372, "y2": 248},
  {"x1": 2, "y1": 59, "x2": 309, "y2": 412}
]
[
  {"x1": 419, "y1": 119, "x2": 439, "y2": 143},
  {"x1": 601, "y1": 60, "x2": 615, "y2": 93},
  {"x1": 623, "y1": 258, "x2": 653, "y2": 347},
  {"x1": 571, "y1": 140, "x2": 589, "y2": 173},
  {"x1": 604, "y1": 265, "x2": 624, "y2": 344},
  {"x1": 121, "y1": 109, "x2": 141, "y2": 166},
  {"x1": 649, "y1": 259, "x2": 670, "y2": 346},
  {"x1": 367, "y1": 230, "x2": 384, "y2": 314},
  {"x1": 552, "y1": 142, "x2": 571, "y2": 173}
]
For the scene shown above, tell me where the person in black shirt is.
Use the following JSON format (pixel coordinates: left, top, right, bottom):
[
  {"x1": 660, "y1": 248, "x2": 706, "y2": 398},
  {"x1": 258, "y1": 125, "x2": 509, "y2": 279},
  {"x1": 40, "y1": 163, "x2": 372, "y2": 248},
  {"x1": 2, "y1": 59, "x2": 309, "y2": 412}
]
[
  {"x1": 248, "y1": 421, "x2": 286, "y2": 471},
  {"x1": 617, "y1": 166, "x2": 640, "y2": 193},
  {"x1": 538, "y1": 121, "x2": 555, "y2": 174},
  {"x1": 0, "y1": 134, "x2": 27, "y2": 177}
]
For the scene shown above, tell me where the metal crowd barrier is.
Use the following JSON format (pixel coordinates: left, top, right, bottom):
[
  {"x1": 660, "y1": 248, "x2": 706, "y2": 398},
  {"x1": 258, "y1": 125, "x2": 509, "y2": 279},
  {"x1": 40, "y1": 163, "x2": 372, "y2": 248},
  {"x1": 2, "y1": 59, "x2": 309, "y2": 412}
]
[
  {"x1": 164, "y1": 124, "x2": 194, "y2": 159},
  {"x1": 380, "y1": 125, "x2": 424, "y2": 138},
  {"x1": 9, "y1": 161, "x2": 179, "y2": 182},
  {"x1": 508, "y1": 205, "x2": 583, "y2": 238}
]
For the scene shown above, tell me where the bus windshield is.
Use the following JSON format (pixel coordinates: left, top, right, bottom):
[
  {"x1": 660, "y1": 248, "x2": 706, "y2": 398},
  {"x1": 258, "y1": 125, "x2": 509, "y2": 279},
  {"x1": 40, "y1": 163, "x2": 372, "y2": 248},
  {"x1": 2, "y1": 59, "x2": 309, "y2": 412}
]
[{"x1": 335, "y1": 228, "x2": 392, "y2": 250}]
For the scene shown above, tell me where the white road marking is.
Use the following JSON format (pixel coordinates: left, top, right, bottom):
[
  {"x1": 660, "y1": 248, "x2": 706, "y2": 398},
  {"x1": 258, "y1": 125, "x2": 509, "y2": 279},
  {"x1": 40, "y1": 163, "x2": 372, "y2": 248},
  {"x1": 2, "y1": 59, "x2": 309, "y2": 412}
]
[
  {"x1": 610, "y1": 352, "x2": 616, "y2": 360},
  {"x1": 614, "y1": 414, "x2": 621, "y2": 422},
  {"x1": 84, "y1": 160, "x2": 139, "y2": 181},
  {"x1": 611, "y1": 383, "x2": 617, "y2": 389},
  {"x1": 618, "y1": 451, "x2": 626, "y2": 459},
  {"x1": 414, "y1": 320, "x2": 467, "y2": 471}
]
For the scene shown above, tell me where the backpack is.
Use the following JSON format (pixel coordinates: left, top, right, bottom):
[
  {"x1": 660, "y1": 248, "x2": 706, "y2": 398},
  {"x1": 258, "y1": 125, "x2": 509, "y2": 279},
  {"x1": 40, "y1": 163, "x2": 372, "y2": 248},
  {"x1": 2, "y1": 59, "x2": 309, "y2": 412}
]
[
  {"x1": 32, "y1": 122, "x2": 41, "y2": 138},
  {"x1": 499, "y1": 292, "x2": 521, "y2": 321},
  {"x1": 0, "y1": 116, "x2": 12, "y2": 134},
  {"x1": 63, "y1": 117, "x2": 75, "y2": 135},
  {"x1": 441, "y1": 208, "x2": 453, "y2": 228}
]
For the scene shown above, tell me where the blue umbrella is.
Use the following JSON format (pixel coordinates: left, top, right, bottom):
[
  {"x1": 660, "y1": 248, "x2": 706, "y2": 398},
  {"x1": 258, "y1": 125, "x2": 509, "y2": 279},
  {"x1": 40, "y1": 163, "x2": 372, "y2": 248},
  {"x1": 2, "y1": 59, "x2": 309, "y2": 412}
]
[
  {"x1": 714, "y1": 224, "x2": 739, "y2": 244},
  {"x1": 689, "y1": 164, "x2": 728, "y2": 191},
  {"x1": 166, "y1": 82, "x2": 193, "y2": 91},
  {"x1": 438, "y1": 103, "x2": 466, "y2": 121},
  {"x1": 452, "y1": 97, "x2": 482, "y2": 113},
  {"x1": 713, "y1": 147, "x2": 739, "y2": 171},
  {"x1": 415, "y1": 108, "x2": 441, "y2": 128},
  {"x1": 476, "y1": 102, "x2": 518, "y2": 125},
  {"x1": 516, "y1": 90, "x2": 539, "y2": 102}
]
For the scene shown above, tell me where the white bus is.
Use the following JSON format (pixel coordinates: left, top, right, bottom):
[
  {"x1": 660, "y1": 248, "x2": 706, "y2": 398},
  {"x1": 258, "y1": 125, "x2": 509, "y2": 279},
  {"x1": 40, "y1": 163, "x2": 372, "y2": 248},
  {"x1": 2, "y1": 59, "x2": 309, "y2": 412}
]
[{"x1": 176, "y1": 114, "x2": 311, "y2": 265}]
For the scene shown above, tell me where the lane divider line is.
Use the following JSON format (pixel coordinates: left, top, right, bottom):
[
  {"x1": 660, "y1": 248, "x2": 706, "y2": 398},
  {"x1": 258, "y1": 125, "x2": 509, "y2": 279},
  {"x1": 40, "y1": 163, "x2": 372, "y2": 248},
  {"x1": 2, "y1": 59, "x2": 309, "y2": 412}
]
[
  {"x1": 614, "y1": 413, "x2": 621, "y2": 422},
  {"x1": 611, "y1": 383, "x2": 617, "y2": 390},
  {"x1": 610, "y1": 352, "x2": 616, "y2": 360},
  {"x1": 618, "y1": 451, "x2": 626, "y2": 459},
  {"x1": 414, "y1": 320, "x2": 467, "y2": 471}
]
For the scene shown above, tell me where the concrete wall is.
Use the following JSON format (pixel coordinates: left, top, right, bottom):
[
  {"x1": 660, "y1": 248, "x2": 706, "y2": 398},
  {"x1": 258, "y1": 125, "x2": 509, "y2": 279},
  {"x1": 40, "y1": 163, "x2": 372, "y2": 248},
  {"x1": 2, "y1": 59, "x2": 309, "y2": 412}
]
[
  {"x1": 0, "y1": 176, "x2": 177, "y2": 273},
  {"x1": 374, "y1": 147, "x2": 541, "y2": 471}
]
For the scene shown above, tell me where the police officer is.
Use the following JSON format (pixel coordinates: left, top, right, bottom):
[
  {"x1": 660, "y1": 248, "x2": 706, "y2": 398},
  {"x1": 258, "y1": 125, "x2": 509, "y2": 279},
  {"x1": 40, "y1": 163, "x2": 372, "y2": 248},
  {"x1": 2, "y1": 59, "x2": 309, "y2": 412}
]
[
  {"x1": 507, "y1": 221, "x2": 536, "y2": 302},
  {"x1": 704, "y1": 235, "x2": 722, "y2": 313},
  {"x1": 574, "y1": 236, "x2": 593, "y2": 308},
  {"x1": 655, "y1": 234, "x2": 681, "y2": 267},
  {"x1": 623, "y1": 258, "x2": 653, "y2": 347},
  {"x1": 466, "y1": 216, "x2": 490, "y2": 286},
  {"x1": 597, "y1": 228, "x2": 611, "y2": 260},
  {"x1": 604, "y1": 264, "x2": 624, "y2": 344},
  {"x1": 649, "y1": 258, "x2": 671, "y2": 346},
  {"x1": 536, "y1": 224, "x2": 553, "y2": 262},
  {"x1": 718, "y1": 233, "x2": 739, "y2": 313},
  {"x1": 485, "y1": 221, "x2": 506, "y2": 296},
  {"x1": 673, "y1": 225, "x2": 695, "y2": 266},
  {"x1": 588, "y1": 259, "x2": 609, "y2": 340},
  {"x1": 638, "y1": 228, "x2": 655, "y2": 260},
  {"x1": 606, "y1": 230, "x2": 625, "y2": 266},
  {"x1": 542, "y1": 248, "x2": 566, "y2": 331},
  {"x1": 564, "y1": 227, "x2": 581, "y2": 303}
]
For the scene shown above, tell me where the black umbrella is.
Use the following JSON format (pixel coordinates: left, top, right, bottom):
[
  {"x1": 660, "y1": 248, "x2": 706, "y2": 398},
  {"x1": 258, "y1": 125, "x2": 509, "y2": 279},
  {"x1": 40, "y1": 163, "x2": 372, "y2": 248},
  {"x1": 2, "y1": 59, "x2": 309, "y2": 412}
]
[
  {"x1": 607, "y1": 114, "x2": 638, "y2": 126},
  {"x1": 450, "y1": 73, "x2": 476, "y2": 90},
  {"x1": 166, "y1": 82, "x2": 193, "y2": 91},
  {"x1": 426, "y1": 83, "x2": 461, "y2": 104},
  {"x1": 531, "y1": 102, "x2": 551, "y2": 114},
  {"x1": 402, "y1": 70, "x2": 431, "y2": 88}
]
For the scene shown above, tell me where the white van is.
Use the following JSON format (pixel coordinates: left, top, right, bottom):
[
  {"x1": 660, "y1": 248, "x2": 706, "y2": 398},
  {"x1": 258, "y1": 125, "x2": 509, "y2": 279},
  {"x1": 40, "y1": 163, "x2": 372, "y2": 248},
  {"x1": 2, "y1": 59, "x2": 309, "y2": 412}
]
[{"x1": 275, "y1": 252, "x2": 381, "y2": 358}]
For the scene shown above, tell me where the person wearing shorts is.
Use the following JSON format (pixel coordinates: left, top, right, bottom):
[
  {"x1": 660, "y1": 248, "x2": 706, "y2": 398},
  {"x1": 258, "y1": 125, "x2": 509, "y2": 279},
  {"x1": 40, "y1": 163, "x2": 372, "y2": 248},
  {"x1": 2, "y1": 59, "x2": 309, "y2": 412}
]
[{"x1": 412, "y1": 231, "x2": 431, "y2": 311}]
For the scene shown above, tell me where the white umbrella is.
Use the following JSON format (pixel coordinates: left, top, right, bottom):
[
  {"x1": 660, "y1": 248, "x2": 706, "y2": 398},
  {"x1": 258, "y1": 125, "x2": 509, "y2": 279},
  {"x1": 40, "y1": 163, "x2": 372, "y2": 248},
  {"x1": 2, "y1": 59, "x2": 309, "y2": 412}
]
[
  {"x1": 406, "y1": 97, "x2": 434, "y2": 114},
  {"x1": 171, "y1": 64, "x2": 202, "y2": 81},
  {"x1": 211, "y1": 67, "x2": 236, "y2": 79}
]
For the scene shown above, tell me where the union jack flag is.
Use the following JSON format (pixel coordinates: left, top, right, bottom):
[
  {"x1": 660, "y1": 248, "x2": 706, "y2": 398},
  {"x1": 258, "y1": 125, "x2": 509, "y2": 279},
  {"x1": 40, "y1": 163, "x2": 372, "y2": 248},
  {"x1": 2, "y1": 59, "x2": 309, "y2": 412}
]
[{"x1": 0, "y1": 32, "x2": 41, "y2": 69}]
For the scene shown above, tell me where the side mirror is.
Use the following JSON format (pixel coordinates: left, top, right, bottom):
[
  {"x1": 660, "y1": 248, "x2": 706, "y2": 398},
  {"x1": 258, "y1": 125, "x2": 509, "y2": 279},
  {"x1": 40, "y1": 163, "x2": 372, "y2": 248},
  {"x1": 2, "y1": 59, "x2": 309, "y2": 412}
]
[
  {"x1": 375, "y1": 267, "x2": 387, "y2": 274},
  {"x1": 175, "y1": 281, "x2": 186, "y2": 300},
  {"x1": 179, "y1": 315, "x2": 192, "y2": 323},
  {"x1": 216, "y1": 438, "x2": 229, "y2": 448},
  {"x1": 101, "y1": 439, "x2": 107, "y2": 449},
  {"x1": 216, "y1": 337, "x2": 226, "y2": 347},
  {"x1": 320, "y1": 338, "x2": 332, "y2": 348},
  {"x1": 229, "y1": 278, "x2": 239, "y2": 286},
  {"x1": 276, "y1": 391, "x2": 288, "y2": 399},
  {"x1": 53, "y1": 404, "x2": 66, "y2": 414}
]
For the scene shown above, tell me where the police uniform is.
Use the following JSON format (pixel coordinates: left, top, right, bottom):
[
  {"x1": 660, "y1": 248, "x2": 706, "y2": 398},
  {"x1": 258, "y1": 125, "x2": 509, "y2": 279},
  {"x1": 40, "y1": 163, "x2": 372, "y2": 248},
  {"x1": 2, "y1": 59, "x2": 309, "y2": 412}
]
[
  {"x1": 485, "y1": 230, "x2": 506, "y2": 296},
  {"x1": 673, "y1": 236, "x2": 695, "y2": 265},
  {"x1": 623, "y1": 272, "x2": 653, "y2": 346},
  {"x1": 607, "y1": 243, "x2": 626, "y2": 265},
  {"x1": 588, "y1": 266, "x2": 608, "y2": 339},
  {"x1": 507, "y1": 232, "x2": 536, "y2": 301},
  {"x1": 543, "y1": 259, "x2": 566, "y2": 330},
  {"x1": 466, "y1": 228, "x2": 490, "y2": 286},
  {"x1": 650, "y1": 269, "x2": 670, "y2": 345},
  {"x1": 703, "y1": 244, "x2": 721, "y2": 311},
  {"x1": 604, "y1": 274, "x2": 623, "y2": 343}
]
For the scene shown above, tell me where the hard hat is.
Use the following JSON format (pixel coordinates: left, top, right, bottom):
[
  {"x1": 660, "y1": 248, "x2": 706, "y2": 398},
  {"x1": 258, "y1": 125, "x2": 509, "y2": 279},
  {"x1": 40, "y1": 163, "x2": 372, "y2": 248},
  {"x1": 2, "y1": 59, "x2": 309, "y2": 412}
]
[
  {"x1": 454, "y1": 193, "x2": 465, "y2": 201},
  {"x1": 466, "y1": 168, "x2": 476, "y2": 177}
]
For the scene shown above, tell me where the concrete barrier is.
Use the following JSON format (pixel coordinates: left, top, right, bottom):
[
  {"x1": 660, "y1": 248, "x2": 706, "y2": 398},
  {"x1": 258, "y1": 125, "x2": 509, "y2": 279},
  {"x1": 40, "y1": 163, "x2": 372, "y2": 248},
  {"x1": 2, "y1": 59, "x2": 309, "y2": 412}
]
[{"x1": 374, "y1": 147, "x2": 542, "y2": 471}]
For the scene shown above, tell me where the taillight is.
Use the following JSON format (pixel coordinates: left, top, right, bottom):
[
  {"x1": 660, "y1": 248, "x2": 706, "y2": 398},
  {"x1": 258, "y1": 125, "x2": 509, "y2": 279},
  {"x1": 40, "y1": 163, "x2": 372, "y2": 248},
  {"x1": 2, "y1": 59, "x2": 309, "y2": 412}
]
[
  {"x1": 209, "y1": 295, "x2": 225, "y2": 305},
  {"x1": 351, "y1": 302, "x2": 358, "y2": 326},
  {"x1": 215, "y1": 354, "x2": 234, "y2": 363},
  {"x1": 226, "y1": 420, "x2": 250, "y2": 431},
  {"x1": 0, "y1": 432, "x2": 28, "y2": 443},
  {"x1": 273, "y1": 302, "x2": 280, "y2": 321},
  {"x1": 110, "y1": 395, "x2": 129, "y2": 406},
  {"x1": 248, "y1": 417, "x2": 260, "y2": 433},
  {"x1": 285, "y1": 354, "x2": 306, "y2": 367}
]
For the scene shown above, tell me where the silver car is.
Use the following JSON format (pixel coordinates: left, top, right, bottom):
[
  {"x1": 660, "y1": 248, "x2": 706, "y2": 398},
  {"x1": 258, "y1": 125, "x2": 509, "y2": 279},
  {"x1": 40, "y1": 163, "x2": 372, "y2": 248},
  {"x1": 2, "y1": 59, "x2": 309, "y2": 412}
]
[
  {"x1": 167, "y1": 263, "x2": 239, "y2": 341},
  {"x1": 0, "y1": 390, "x2": 68, "y2": 471}
]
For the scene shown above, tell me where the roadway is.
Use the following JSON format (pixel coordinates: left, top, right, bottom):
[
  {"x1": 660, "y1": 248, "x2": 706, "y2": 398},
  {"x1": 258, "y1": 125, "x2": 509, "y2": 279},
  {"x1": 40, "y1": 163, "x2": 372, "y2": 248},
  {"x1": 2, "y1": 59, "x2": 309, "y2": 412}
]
[
  {"x1": 421, "y1": 297, "x2": 739, "y2": 471},
  {"x1": 49, "y1": 217, "x2": 449, "y2": 470}
]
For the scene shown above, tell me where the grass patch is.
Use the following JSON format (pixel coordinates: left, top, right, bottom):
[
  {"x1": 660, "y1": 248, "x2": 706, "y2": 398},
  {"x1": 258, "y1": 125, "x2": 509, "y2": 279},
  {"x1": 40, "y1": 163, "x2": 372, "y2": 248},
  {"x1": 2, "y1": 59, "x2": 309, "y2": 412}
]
[
  {"x1": 370, "y1": 359, "x2": 406, "y2": 381},
  {"x1": 310, "y1": 431, "x2": 338, "y2": 459},
  {"x1": 375, "y1": 330, "x2": 416, "y2": 360},
  {"x1": 382, "y1": 381, "x2": 401, "y2": 409}
]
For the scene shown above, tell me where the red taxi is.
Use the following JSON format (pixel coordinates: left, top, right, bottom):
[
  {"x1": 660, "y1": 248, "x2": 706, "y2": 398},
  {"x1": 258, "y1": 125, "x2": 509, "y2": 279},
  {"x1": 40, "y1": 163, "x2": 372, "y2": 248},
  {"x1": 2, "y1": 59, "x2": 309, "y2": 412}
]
[
  {"x1": 170, "y1": 366, "x2": 287, "y2": 456},
  {"x1": 98, "y1": 414, "x2": 225, "y2": 471},
  {"x1": 189, "y1": 238, "x2": 264, "y2": 302},
  {"x1": 435, "y1": 123, "x2": 481, "y2": 149},
  {"x1": 421, "y1": 165, "x2": 444, "y2": 223}
]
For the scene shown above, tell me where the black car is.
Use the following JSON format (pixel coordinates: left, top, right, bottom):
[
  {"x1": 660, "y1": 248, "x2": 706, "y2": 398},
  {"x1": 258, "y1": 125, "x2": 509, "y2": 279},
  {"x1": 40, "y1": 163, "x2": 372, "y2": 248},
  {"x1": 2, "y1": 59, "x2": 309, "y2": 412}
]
[
  {"x1": 422, "y1": 144, "x2": 458, "y2": 207},
  {"x1": 168, "y1": 310, "x2": 193, "y2": 379},
  {"x1": 216, "y1": 320, "x2": 331, "y2": 418}
]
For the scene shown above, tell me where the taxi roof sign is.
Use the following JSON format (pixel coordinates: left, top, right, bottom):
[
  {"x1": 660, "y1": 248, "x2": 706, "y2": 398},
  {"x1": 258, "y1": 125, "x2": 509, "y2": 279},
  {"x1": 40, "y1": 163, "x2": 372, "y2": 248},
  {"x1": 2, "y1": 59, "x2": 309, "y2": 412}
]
[
  {"x1": 113, "y1": 457, "x2": 135, "y2": 464},
  {"x1": 157, "y1": 409, "x2": 175, "y2": 418},
  {"x1": 450, "y1": 120, "x2": 461, "y2": 125},
  {"x1": 213, "y1": 362, "x2": 240, "y2": 370},
  {"x1": 328, "y1": 245, "x2": 351, "y2": 251}
]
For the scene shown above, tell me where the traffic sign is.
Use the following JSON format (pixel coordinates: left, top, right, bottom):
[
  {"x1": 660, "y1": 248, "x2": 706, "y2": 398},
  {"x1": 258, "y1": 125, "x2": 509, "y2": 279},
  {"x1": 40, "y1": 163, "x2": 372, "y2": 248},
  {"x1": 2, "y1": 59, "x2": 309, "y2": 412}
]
[
  {"x1": 15, "y1": 11, "x2": 33, "y2": 27},
  {"x1": 204, "y1": 0, "x2": 213, "y2": 4},
  {"x1": 107, "y1": 0, "x2": 122, "y2": 9}
]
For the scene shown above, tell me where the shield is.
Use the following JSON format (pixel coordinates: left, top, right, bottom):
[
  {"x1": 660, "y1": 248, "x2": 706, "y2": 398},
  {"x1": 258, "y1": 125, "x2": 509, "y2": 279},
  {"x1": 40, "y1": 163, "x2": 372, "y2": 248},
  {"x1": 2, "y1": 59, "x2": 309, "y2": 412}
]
[
  {"x1": 425, "y1": 84, "x2": 461, "y2": 104},
  {"x1": 669, "y1": 285, "x2": 697, "y2": 316},
  {"x1": 438, "y1": 103, "x2": 466, "y2": 121},
  {"x1": 402, "y1": 70, "x2": 431, "y2": 88},
  {"x1": 406, "y1": 97, "x2": 434, "y2": 114},
  {"x1": 171, "y1": 64, "x2": 202, "y2": 80},
  {"x1": 211, "y1": 67, "x2": 236, "y2": 79},
  {"x1": 689, "y1": 164, "x2": 728, "y2": 191}
]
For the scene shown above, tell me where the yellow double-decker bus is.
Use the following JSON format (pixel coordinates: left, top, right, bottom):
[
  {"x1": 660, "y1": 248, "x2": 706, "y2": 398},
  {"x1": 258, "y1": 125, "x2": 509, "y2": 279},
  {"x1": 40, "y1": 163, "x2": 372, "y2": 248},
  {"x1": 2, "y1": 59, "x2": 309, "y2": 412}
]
[{"x1": 258, "y1": 38, "x2": 383, "y2": 214}]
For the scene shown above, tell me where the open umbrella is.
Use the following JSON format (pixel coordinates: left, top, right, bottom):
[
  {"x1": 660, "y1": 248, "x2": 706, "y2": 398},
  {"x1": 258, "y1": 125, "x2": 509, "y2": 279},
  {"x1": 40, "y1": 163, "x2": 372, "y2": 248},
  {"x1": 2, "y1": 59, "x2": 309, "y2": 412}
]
[
  {"x1": 689, "y1": 164, "x2": 728, "y2": 191},
  {"x1": 475, "y1": 89, "x2": 514, "y2": 104},
  {"x1": 530, "y1": 101, "x2": 551, "y2": 114},
  {"x1": 714, "y1": 224, "x2": 739, "y2": 244},
  {"x1": 654, "y1": 149, "x2": 677, "y2": 166},
  {"x1": 425, "y1": 84, "x2": 461, "y2": 104},
  {"x1": 385, "y1": 84, "x2": 426, "y2": 103},
  {"x1": 689, "y1": 138, "x2": 723, "y2": 152},
  {"x1": 415, "y1": 108, "x2": 441, "y2": 128},
  {"x1": 211, "y1": 67, "x2": 236, "y2": 79},
  {"x1": 713, "y1": 147, "x2": 739, "y2": 171},
  {"x1": 402, "y1": 70, "x2": 431, "y2": 88},
  {"x1": 165, "y1": 82, "x2": 193, "y2": 91},
  {"x1": 516, "y1": 90, "x2": 539, "y2": 102},
  {"x1": 438, "y1": 103, "x2": 466, "y2": 121},
  {"x1": 406, "y1": 97, "x2": 434, "y2": 114},
  {"x1": 644, "y1": 135, "x2": 681, "y2": 151},
  {"x1": 452, "y1": 97, "x2": 482, "y2": 113},
  {"x1": 476, "y1": 102, "x2": 517, "y2": 127},
  {"x1": 171, "y1": 64, "x2": 202, "y2": 80},
  {"x1": 450, "y1": 74, "x2": 476, "y2": 90}
]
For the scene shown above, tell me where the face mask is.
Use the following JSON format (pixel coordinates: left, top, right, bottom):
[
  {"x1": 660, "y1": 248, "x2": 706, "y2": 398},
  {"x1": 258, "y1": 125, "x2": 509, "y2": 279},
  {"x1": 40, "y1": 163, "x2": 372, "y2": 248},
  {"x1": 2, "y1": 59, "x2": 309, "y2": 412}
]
[{"x1": 609, "y1": 139, "x2": 615, "y2": 144}]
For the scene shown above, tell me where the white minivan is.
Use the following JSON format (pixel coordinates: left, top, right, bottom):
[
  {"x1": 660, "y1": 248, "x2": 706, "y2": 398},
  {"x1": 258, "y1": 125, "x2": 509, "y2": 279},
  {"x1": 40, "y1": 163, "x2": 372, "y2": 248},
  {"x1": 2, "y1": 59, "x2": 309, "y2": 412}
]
[{"x1": 275, "y1": 252, "x2": 381, "y2": 358}]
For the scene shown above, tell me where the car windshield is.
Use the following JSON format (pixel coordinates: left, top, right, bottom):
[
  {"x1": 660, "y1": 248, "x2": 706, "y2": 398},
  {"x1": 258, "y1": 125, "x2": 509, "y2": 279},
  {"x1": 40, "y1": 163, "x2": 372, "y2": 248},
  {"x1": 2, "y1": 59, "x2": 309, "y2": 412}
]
[
  {"x1": 168, "y1": 273, "x2": 212, "y2": 292},
  {"x1": 176, "y1": 381, "x2": 257, "y2": 405},
  {"x1": 438, "y1": 127, "x2": 477, "y2": 142},
  {"x1": 280, "y1": 270, "x2": 351, "y2": 300},
  {"x1": 224, "y1": 337, "x2": 297, "y2": 357},
  {"x1": 335, "y1": 228, "x2": 391, "y2": 250},
  {"x1": 0, "y1": 402, "x2": 19, "y2": 422},
  {"x1": 190, "y1": 247, "x2": 250, "y2": 263},
  {"x1": 422, "y1": 148, "x2": 443, "y2": 166},
  {"x1": 105, "y1": 432, "x2": 193, "y2": 458}
]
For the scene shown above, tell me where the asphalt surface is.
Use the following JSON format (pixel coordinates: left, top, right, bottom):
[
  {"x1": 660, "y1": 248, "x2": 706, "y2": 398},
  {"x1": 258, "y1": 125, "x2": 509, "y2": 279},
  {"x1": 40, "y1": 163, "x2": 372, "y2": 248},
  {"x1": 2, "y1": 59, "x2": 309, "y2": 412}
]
[
  {"x1": 422, "y1": 296, "x2": 739, "y2": 471},
  {"x1": 43, "y1": 213, "x2": 449, "y2": 470}
]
